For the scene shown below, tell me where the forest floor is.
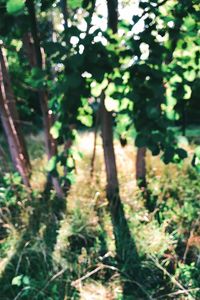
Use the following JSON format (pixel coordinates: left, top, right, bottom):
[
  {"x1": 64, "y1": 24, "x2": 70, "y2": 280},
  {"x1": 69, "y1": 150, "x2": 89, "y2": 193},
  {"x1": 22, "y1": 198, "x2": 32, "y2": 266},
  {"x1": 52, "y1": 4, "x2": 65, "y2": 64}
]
[{"x1": 0, "y1": 131, "x2": 200, "y2": 299}]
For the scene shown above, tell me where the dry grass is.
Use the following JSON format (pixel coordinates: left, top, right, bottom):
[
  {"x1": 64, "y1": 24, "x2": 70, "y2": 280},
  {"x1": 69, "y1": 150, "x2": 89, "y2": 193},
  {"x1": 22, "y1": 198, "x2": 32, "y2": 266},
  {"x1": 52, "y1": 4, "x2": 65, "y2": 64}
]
[
  {"x1": 1, "y1": 131, "x2": 197, "y2": 299},
  {"x1": 59, "y1": 131, "x2": 197, "y2": 298},
  {"x1": 78, "y1": 280, "x2": 121, "y2": 300},
  {"x1": 28, "y1": 132, "x2": 47, "y2": 190}
]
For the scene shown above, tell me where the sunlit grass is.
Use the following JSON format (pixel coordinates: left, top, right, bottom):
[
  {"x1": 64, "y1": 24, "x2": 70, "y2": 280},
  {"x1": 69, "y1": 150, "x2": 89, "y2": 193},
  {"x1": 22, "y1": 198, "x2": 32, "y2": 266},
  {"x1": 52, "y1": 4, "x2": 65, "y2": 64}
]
[{"x1": 1, "y1": 130, "x2": 200, "y2": 299}]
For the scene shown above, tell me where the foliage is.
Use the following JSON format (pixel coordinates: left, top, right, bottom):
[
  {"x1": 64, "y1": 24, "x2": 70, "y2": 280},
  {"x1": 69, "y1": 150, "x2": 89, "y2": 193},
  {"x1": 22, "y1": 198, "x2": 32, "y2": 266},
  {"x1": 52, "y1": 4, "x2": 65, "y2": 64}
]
[{"x1": 6, "y1": 0, "x2": 25, "y2": 15}]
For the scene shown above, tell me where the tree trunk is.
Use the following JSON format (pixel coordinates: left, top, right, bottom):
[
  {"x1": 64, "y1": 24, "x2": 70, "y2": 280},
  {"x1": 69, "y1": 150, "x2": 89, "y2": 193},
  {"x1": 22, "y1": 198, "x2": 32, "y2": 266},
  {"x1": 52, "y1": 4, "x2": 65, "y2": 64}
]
[
  {"x1": 60, "y1": 0, "x2": 68, "y2": 30},
  {"x1": 0, "y1": 47, "x2": 31, "y2": 171},
  {"x1": 0, "y1": 145, "x2": 9, "y2": 173},
  {"x1": 100, "y1": 94, "x2": 119, "y2": 198},
  {"x1": 101, "y1": 3, "x2": 140, "y2": 295},
  {"x1": 136, "y1": 147, "x2": 147, "y2": 188},
  {"x1": 90, "y1": 107, "x2": 100, "y2": 178},
  {"x1": 0, "y1": 47, "x2": 30, "y2": 187},
  {"x1": 26, "y1": 0, "x2": 64, "y2": 198},
  {"x1": 182, "y1": 99, "x2": 186, "y2": 136},
  {"x1": 22, "y1": 32, "x2": 37, "y2": 68},
  {"x1": 107, "y1": 0, "x2": 118, "y2": 33},
  {"x1": 100, "y1": 95, "x2": 140, "y2": 295},
  {"x1": 101, "y1": 0, "x2": 119, "y2": 199}
]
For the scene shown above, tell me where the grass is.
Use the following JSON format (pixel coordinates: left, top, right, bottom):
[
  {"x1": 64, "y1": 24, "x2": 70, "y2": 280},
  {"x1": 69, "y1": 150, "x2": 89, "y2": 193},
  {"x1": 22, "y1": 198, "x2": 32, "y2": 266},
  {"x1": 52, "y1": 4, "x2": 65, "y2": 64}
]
[{"x1": 0, "y1": 130, "x2": 200, "y2": 299}]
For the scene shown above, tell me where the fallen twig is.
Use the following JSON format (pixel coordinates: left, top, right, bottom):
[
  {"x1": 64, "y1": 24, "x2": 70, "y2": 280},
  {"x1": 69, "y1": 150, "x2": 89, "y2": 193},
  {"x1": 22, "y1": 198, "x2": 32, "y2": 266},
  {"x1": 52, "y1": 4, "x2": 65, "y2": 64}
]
[
  {"x1": 149, "y1": 255, "x2": 195, "y2": 300},
  {"x1": 157, "y1": 288, "x2": 200, "y2": 299}
]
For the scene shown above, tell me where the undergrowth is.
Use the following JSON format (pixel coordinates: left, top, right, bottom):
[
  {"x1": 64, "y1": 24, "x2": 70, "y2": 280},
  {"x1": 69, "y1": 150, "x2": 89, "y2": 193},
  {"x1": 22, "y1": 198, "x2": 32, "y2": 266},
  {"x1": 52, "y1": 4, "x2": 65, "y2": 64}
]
[{"x1": 0, "y1": 133, "x2": 200, "y2": 299}]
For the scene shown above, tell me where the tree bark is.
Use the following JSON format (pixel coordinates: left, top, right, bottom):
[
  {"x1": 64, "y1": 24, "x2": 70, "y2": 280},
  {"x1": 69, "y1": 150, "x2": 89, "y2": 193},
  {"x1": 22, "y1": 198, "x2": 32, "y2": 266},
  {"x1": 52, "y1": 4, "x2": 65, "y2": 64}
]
[
  {"x1": 0, "y1": 47, "x2": 30, "y2": 187},
  {"x1": 136, "y1": 147, "x2": 147, "y2": 188},
  {"x1": 100, "y1": 93, "x2": 140, "y2": 294},
  {"x1": 22, "y1": 32, "x2": 37, "y2": 68},
  {"x1": 90, "y1": 107, "x2": 100, "y2": 178},
  {"x1": 0, "y1": 47, "x2": 31, "y2": 171},
  {"x1": 101, "y1": 0, "x2": 119, "y2": 198},
  {"x1": 100, "y1": 3, "x2": 141, "y2": 296},
  {"x1": 60, "y1": 0, "x2": 68, "y2": 30},
  {"x1": 107, "y1": 0, "x2": 118, "y2": 33},
  {"x1": 26, "y1": 0, "x2": 64, "y2": 198},
  {"x1": 100, "y1": 94, "x2": 119, "y2": 198}
]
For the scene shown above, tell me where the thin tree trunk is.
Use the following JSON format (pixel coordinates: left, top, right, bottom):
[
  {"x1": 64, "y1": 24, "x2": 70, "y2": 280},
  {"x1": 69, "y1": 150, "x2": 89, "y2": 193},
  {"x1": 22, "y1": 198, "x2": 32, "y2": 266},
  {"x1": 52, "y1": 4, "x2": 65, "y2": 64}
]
[
  {"x1": 22, "y1": 32, "x2": 37, "y2": 68},
  {"x1": 26, "y1": 0, "x2": 64, "y2": 198},
  {"x1": 182, "y1": 99, "x2": 186, "y2": 136},
  {"x1": 60, "y1": 0, "x2": 68, "y2": 30},
  {"x1": 135, "y1": 10, "x2": 184, "y2": 193},
  {"x1": 60, "y1": 0, "x2": 96, "y2": 184},
  {"x1": 102, "y1": 0, "x2": 118, "y2": 197},
  {"x1": 90, "y1": 107, "x2": 100, "y2": 178},
  {"x1": 0, "y1": 48, "x2": 30, "y2": 187},
  {"x1": 0, "y1": 48, "x2": 31, "y2": 171},
  {"x1": 100, "y1": 95, "x2": 140, "y2": 295},
  {"x1": 107, "y1": 0, "x2": 118, "y2": 33},
  {"x1": 136, "y1": 147, "x2": 147, "y2": 188},
  {"x1": 101, "y1": 3, "x2": 140, "y2": 296},
  {"x1": 100, "y1": 94, "x2": 119, "y2": 198},
  {"x1": 101, "y1": 0, "x2": 119, "y2": 198},
  {"x1": 0, "y1": 144, "x2": 10, "y2": 173}
]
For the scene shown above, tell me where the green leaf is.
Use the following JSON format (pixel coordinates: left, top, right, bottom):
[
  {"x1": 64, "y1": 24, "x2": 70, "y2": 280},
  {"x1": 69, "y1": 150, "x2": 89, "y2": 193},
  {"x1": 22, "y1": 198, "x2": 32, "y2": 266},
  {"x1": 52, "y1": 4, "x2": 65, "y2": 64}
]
[
  {"x1": 162, "y1": 147, "x2": 175, "y2": 164},
  {"x1": 183, "y1": 85, "x2": 192, "y2": 100},
  {"x1": 23, "y1": 276, "x2": 30, "y2": 286},
  {"x1": 148, "y1": 143, "x2": 160, "y2": 156},
  {"x1": 152, "y1": 132, "x2": 164, "y2": 144},
  {"x1": 68, "y1": 0, "x2": 82, "y2": 9},
  {"x1": 46, "y1": 156, "x2": 57, "y2": 172},
  {"x1": 184, "y1": 70, "x2": 196, "y2": 82},
  {"x1": 195, "y1": 146, "x2": 200, "y2": 158},
  {"x1": 6, "y1": 0, "x2": 25, "y2": 14},
  {"x1": 105, "y1": 96, "x2": 119, "y2": 112},
  {"x1": 50, "y1": 121, "x2": 62, "y2": 139},
  {"x1": 184, "y1": 16, "x2": 196, "y2": 31},
  {"x1": 176, "y1": 148, "x2": 188, "y2": 159},
  {"x1": 78, "y1": 114, "x2": 93, "y2": 127},
  {"x1": 12, "y1": 275, "x2": 23, "y2": 286},
  {"x1": 82, "y1": 0, "x2": 90, "y2": 8},
  {"x1": 91, "y1": 79, "x2": 108, "y2": 97},
  {"x1": 135, "y1": 134, "x2": 147, "y2": 148},
  {"x1": 66, "y1": 172, "x2": 75, "y2": 184},
  {"x1": 67, "y1": 157, "x2": 74, "y2": 168}
]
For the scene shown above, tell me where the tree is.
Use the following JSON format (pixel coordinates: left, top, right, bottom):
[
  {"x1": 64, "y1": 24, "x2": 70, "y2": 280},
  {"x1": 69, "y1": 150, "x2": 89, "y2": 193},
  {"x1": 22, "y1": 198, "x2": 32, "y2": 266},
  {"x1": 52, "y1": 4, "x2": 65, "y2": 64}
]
[
  {"x1": 0, "y1": 45, "x2": 30, "y2": 187},
  {"x1": 136, "y1": 146, "x2": 147, "y2": 188},
  {"x1": 26, "y1": 0, "x2": 64, "y2": 198},
  {"x1": 101, "y1": 0, "x2": 119, "y2": 200}
]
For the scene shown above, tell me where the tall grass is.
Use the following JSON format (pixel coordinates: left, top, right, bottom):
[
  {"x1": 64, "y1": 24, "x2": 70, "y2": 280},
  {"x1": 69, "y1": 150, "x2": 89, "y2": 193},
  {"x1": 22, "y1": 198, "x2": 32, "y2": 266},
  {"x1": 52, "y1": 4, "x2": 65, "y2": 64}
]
[{"x1": 0, "y1": 131, "x2": 200, "y2": 299}]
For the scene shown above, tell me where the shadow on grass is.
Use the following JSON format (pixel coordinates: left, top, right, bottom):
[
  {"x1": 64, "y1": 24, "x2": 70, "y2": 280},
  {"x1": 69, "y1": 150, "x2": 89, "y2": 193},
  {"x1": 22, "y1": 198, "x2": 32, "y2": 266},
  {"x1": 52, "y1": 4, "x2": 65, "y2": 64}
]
[
  {"x1": 0, "y1": 190, "x2": 67, "y2": 300},
  {"x1": 62, "y1": 208, "x2": 112, "y2": 299},
  {"x1": 0, "y1": 189, "x2": 172, "y2": 300},
  {"x1": 108, "y1": 193, "x2": 177, "y2": 300},
  {"x1": 107, "y1": 192, "x2": 145, "y2": 299}
]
